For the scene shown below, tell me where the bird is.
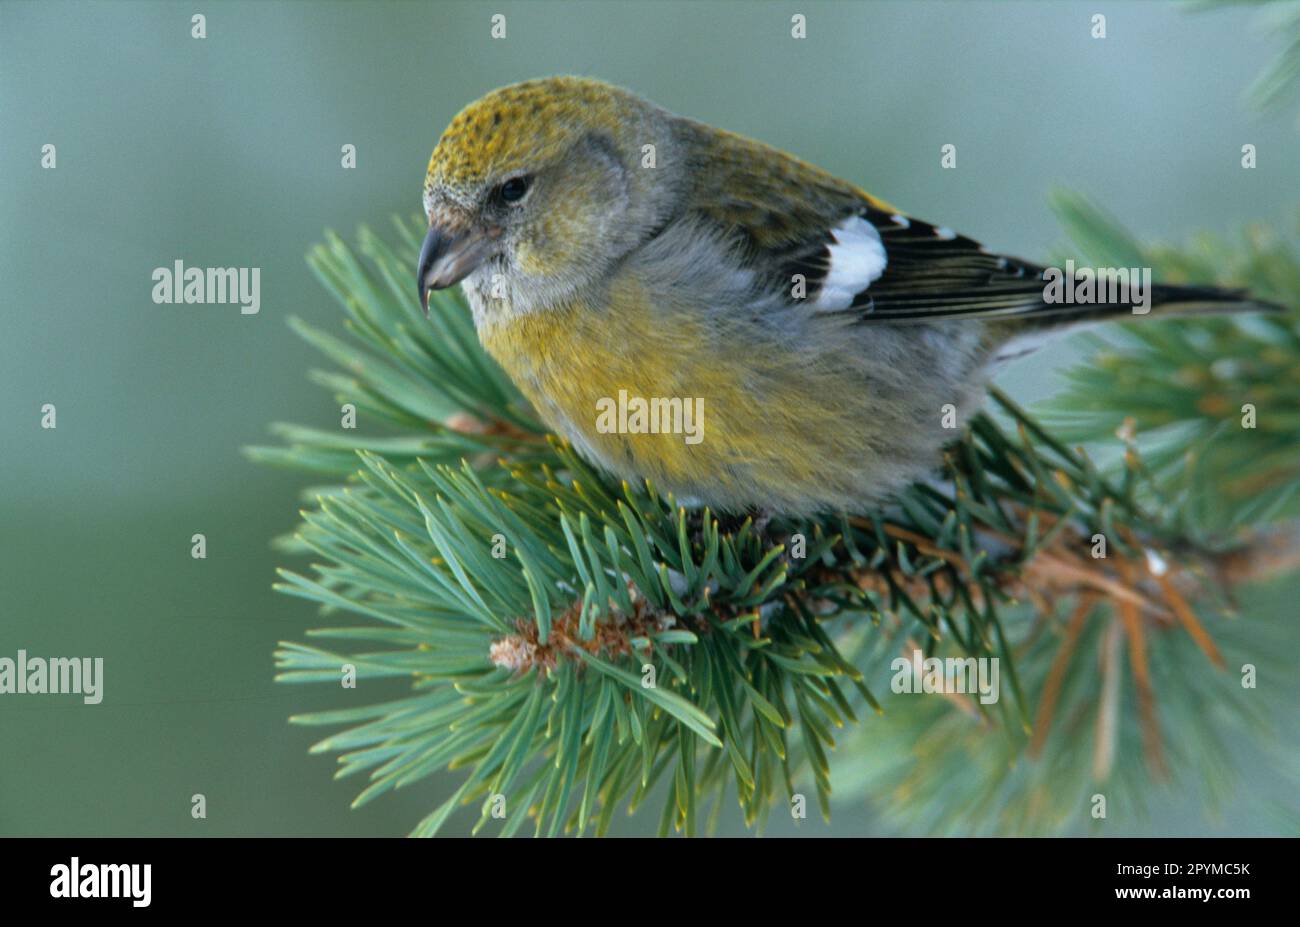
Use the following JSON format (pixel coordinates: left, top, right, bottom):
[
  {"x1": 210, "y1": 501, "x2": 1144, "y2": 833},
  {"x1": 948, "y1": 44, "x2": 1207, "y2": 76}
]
[{"x1": 417, "y1": 76, "x2": 1277, "y2": 518}]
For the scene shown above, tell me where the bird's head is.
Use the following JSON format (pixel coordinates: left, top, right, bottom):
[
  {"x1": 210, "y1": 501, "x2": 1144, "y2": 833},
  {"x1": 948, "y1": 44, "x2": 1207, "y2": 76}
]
[{"x1": 418, "y1": 77, "x2": 683, "y2": 319}]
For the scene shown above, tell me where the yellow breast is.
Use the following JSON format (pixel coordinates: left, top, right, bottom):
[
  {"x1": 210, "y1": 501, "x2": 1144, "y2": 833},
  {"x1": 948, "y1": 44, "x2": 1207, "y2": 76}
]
[{"x1": 477, "y1": 276, "x2": 856, "y2": 509}]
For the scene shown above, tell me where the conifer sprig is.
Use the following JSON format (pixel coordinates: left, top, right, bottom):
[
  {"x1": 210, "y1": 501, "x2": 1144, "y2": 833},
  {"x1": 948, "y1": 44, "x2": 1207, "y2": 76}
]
[{"x1": 251, "y1": 205, "x2": 1298, "y2": 836}]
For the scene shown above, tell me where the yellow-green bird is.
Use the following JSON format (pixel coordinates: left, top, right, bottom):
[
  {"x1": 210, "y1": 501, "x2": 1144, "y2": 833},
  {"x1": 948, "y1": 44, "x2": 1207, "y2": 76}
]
[{"x1": 417, "y1": 76, "x2": 1274, "y2": 517}]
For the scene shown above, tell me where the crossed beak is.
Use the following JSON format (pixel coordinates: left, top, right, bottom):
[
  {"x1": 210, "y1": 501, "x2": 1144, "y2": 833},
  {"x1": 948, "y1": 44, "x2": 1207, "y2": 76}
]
[{"x1": 417, "y1": 222, "x2": 494, "y2": 313}]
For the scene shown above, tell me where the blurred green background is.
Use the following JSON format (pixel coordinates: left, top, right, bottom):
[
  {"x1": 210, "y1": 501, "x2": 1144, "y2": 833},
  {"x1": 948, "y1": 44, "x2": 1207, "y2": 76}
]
[{"x1": 1, "y1": 0, "x2": 1295, "y2": 836}]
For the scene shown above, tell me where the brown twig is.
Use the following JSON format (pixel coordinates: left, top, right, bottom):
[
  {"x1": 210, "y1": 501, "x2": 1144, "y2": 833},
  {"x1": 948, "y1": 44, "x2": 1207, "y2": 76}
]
[{"x1": 1029, "y1": 593, "x2": 1098, "y2": 757}]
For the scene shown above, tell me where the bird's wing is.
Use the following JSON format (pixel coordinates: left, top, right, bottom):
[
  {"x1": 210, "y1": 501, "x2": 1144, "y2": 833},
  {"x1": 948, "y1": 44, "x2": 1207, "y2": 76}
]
[
  {"x1": 700, "y1": 197, "x2": 1056, "y2": 323},
  {"x1": 809, "y1": 206, "x2": 1053, "y2": 322},
  {"x1": 685, "y1": 130, "x2": 1058, "y2": 323}
]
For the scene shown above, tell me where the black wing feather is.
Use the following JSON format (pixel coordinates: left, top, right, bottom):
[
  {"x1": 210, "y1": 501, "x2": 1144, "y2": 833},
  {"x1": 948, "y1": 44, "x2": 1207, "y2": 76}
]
[{"x1": 849, "y1": 207, "x2": 1055, "y2": 322}]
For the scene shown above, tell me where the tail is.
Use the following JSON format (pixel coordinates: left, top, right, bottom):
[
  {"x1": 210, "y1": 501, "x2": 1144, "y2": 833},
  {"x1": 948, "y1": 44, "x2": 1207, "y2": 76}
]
[
  {"x1": 1014, "y1": 273, "x2": 1287, "y2": 331},
  {"x1": 1142, "y1": 282, "x2": 1287, "y2": 320},
  {"x1": 990, "y1": 276, "x2": 1287, "y2": 364}
]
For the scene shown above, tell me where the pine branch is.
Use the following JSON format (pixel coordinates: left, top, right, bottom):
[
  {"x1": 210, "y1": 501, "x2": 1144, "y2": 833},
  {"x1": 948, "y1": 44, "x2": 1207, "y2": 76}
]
[
  {"x1": 251, "y1": 206, "x2": 1300, "y2": 836},
  {"x1": 840, "y1": 197, "x2": 1300, "y2": 834},
  {"x1": 1188, "y1": 0, "x2": 1300, "y2": 119},
  {"x1": 1041, "y1": 194, "x2": 1300, "y2": 535}
]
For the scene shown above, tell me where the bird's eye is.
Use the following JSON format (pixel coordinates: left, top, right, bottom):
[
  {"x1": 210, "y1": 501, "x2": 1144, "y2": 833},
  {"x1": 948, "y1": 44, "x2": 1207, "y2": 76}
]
[{"x1": 498, "y1": 176, "x2": 530, "y2": 204}]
